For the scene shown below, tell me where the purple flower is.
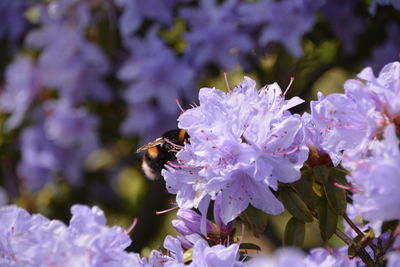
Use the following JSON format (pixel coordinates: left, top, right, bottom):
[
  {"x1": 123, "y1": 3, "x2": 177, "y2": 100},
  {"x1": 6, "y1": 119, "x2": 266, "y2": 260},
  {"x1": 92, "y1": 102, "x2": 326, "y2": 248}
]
[
  {"x1": 245, "y1": 248, "x2": 306, "y2": 267},
  {"x1": 308, "y1": 61, "x2": 400, "y2": 165},
  {"x1": 0, "y1": 205, "x2": 141, "y2": 266},
  {"x1": 0, "y1": 0, "x2": 28, "y2": 43},
  {"x1": 172, "y1": 209, "x2": 213, "y2": 242},
  {"x1": 190, "y1": 239, "x2": 241, "y2": 267},
  {"x1": 0, "y1": 56, "x2": 41, "y2": 130},
  {"x1": 302, "y1": 111, "x2": 340, "y2": 164},
  {"x1": 44, "y1": 101, "x2": 100, "y2": 184},
  {"x1": 260, "y1": 0, "x2": 321, "y2": 57},
  {"x1": 321, "y1": 0, "x2": 364, "y2": 53},
  {"x1": 369, "y1": 0, "x2": 400, "y2": 14},
  {"x1": 25, "y1": 4, "x2": 111, "y2": 104},
  {"x1": 172, "y1": 197, "x2": 236, "y2": 249},
  {"x1": 0, "y1": 187, "x2": 8, "y2": 206},
  {"x1": 367, "y1": 23, "x2": 400, "y2": 73},
  {"x1": 17, "y1": 125, "x2": 60, "y2": 191},
  {"x1": 162, "y1": 77, "x2": 309, "y2": 224},
  {"x1": 181, "y1": 0, "x2": 252, "y2": 70},
  {"x1": 358, "y1": 61, "x2": 400, "y2": 122},
  {"x1": 147, "y1": 235, "x2": 185, "y2": 266},
  {"x1": 146, "y1": 235, "x2": 242, "y2": 267},
  {"x1": 17, "y1": 102, "x2": 100, "y2": 191},
  {"x1": 304, "y1": 247, "x2": 359, "y2": 267},
  {"x1": 346, "y1": 124, "x2": 400, "y2": 222},
  {"x1": 44, "y1": 100, "x2": 99, "y2": 149},
  {"x1": 119, "y1": 28, "x2": 194, "y2": 137},
  {"x1": 387, "y1": 252, "x2": 400, "y2": 267},
  {"x1": 116, "y1": 0, "x2": 173, "y2": 39},
  {"x1": 308, "y1": 91, "x2": 378, "y2": 165},
  {"x1": 238, "y1": 0, "x2": 322, "y2": 57}
]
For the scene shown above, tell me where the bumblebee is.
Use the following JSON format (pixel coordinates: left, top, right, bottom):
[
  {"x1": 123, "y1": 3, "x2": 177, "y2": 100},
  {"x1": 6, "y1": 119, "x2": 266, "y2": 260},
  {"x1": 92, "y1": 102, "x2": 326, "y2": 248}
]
[{"x1": 136, "y1": 129, "x2": 189, "y2": 180}]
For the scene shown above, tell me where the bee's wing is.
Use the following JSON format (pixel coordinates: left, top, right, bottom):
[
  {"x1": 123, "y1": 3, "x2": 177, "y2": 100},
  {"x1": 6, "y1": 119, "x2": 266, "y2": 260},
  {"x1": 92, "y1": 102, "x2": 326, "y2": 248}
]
[{"x1": 136, "y1": 138, "x2": 164, "y2": 153}]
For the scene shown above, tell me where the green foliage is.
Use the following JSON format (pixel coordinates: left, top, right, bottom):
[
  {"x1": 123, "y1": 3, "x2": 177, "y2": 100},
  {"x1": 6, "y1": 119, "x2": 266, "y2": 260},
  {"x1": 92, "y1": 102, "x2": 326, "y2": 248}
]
[
  {"x1": 323, "y1": 174, "x2": 347, "y2": 215},
  {"x1": 280, "y1": 186, "x2": 313, "y2": 223},
  {"x1": 284, "y1": 217, "x2": 305, "y2": 247},
  {"x1": 240, "y1": 205, "x2": 269, "y2": 238},
  {"x1": 317, "y1": 196, "x2": 339, "y2": 241}
]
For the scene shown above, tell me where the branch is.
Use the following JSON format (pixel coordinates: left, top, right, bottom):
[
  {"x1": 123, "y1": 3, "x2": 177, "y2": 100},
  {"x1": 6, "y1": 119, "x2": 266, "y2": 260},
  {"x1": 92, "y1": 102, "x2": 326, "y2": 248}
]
[{"x1": 334, "y1": 229, "x2": 376, "y2": 267}]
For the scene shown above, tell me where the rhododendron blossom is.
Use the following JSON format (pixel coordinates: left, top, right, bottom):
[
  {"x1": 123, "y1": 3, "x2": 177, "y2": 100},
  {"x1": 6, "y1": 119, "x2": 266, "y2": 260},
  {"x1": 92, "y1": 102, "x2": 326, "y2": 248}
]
[{"x1": 163, "y1": 77, "x2": 309, "y2": 224}]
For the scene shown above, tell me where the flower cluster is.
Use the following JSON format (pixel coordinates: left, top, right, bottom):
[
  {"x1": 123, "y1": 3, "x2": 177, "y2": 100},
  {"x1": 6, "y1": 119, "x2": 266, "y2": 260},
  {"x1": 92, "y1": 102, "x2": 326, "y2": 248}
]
[
  {"x1": 163, "y1": 77, "x2": 309, "y2": 224},
  {"x1": 18, "y1": 102, "x2": 99, "y2": 191},
  {"x1": 238, "y1": 0, "x2": 322, "y2": 57},
  {"x1": 1, "y1": 59, "x2": 400, "y2": 265},
  {"x1": 0, "y1": 205, "x2": 142, "y2": 266},
  {"x1": 0, "y1": 0, "x2": 29, "y2": 44},
  {"x1": 118, "y1": 28, "x2": 194, "y2": 139},
  {"x1": 0, "y1": 204, "x2": 245, "y2": 267},
  {"x1": 1, "y1": 203, "x2": 399, "y2": 266},
  {"x1": 0, "y1": 0, "x2": 399, "y2": 192},
  {"x1": 346, "y1": 124, "x2": 400, "y2": 222},
  {"x1": 0, "y1": 0, "x2": 399, "y2": 266},
  {"x1": 172, "y1": 196, "x2": 236, "y2": 249},
  {"x1": 0, "y1": 0, "x2": 107, "y2": 190},
  {"x1": 307, "y1": 61, "x2": 400, "y2": 222}
]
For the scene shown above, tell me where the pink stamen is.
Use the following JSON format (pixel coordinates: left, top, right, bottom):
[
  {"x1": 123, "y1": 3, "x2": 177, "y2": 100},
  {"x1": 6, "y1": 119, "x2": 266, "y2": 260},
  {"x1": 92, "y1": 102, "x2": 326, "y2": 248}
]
[
  {"x1": 156, "y1": 205, "x2": 179, "y2": 215},
  {"x1": 334, "y1": 182, "x2": 363, "y2": 193},
  {"x1": 203, "y1": 165, "x2": 221, "y2": 170},
  {"x1": 167, "y1": 161, "x2": 195, "y2": 169},
  {"x1": 175, "y1": 99, "x2": 185, "y2": 113},
  {"x1": 283, "y1": 77, "x2": 294, "y2": 97},
  {"x1": 224, "y1": 72, "x2": 231, "y2": 92},
  {"x1": 262, "y1": 145, "x2": 299, "y2": 156},
  {"x1": 125, "y1": 218, "x2": 138, "y2": 234}
]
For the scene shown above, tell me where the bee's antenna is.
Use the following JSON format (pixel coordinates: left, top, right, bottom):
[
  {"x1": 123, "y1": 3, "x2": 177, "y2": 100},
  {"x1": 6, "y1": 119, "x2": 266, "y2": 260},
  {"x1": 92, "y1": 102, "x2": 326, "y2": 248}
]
[{"x1": 163, "y1": 137, "x2": 184, "y2": 149}]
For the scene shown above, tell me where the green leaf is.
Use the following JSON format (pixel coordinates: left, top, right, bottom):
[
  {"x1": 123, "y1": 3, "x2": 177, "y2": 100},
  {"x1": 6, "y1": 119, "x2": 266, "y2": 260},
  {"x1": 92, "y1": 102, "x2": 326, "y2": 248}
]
[
  {"x1": 284, "y1": 217, "x2": 305, "y2": 247},
  {"x1": 294, "y1": 169, "x2": 320, "y2": 208},
  {"x1": 281, "y1": 187, "x2": 313, "y2": 222},
  {"x1": 330, "y1": 167, "x2": 348, "y2": 182},
  {"x1": 313, "y1": 165, "x2": 329, "y2": 184},
  {"x1": 381, "y1": 220, "x2": 399, "y2": 233},
  {"x1": 239, "y1": 205, "x2": 269, "y2": 237},
  {"x1": 317, "y1": 196, "x2": 338, "y2": 241},
  {"x1": 324, "y1": 176, "x2": 347, "y2": 215}
]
